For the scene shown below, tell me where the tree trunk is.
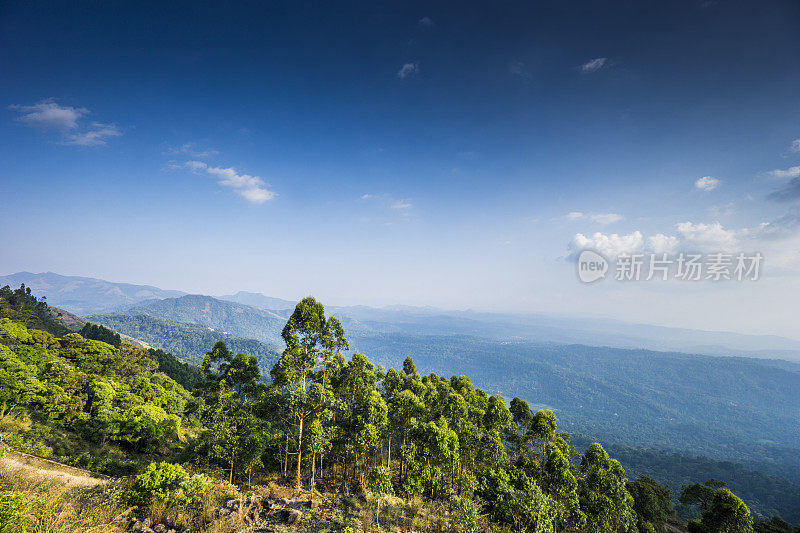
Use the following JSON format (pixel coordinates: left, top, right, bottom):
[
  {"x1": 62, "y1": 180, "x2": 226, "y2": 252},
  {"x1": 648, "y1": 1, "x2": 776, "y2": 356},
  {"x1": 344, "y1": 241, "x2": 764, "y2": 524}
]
[
  {"x1": 229, "y1": 449, "x2": 235, "y2": 484},
  {"x1": 310, "y1": 450, "x2": 316, "y2": 501},
  {"x1": 283, "y1": 435, "x2": 289, "y2": 477},
  {"x1": 295, "y1": 415, "x2": 304, "y2": 489}
]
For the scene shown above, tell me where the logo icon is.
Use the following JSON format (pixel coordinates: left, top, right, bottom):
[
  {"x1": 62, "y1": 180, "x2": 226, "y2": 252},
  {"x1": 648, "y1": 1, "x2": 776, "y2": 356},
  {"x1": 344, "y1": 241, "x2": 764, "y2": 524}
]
[{"x1": 577, "y1": 250, "x2": 608, "y2": 283}]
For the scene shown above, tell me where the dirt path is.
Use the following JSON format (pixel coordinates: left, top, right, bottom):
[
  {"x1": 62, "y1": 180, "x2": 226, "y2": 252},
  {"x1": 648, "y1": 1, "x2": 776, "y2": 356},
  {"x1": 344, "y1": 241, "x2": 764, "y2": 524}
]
[{"x1": 0, "y1": 450, "x2": 110, "y2": 488}]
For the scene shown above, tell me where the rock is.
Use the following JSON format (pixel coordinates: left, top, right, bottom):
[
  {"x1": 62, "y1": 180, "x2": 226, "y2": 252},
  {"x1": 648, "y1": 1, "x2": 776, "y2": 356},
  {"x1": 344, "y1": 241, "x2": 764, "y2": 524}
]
[
  {"x1": 218, "y1": 507, "x2": 231, "y2": 518},
  {"x1": 142, "y1": 518, "x2": 151, "y2": 528},
  {"x1": 287, "y1": 509, "x2": 302, "y2": 524},
  {"x1": 141, "y1": 528, "x2": 154, "y2": 533},
  {"x1": 278, "y1": 508, "x2": 302, "y2": 524},
  {"x1": 224, "y1": 496, "x2": 238, "y2": 508},
  {"x1": 131, "y1": 520, "x2": 144, "y2": 532},
  {"x1": 249, "y1": 493, "x2": 263, "y2": 505},
  {"x1": 153, "y1": 525, "x2": 168, "y2": 533}
]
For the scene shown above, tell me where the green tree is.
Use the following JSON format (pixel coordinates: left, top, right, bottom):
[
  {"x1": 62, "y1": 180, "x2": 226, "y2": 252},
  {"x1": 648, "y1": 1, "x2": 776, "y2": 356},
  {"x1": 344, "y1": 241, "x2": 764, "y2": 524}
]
[
  {"x1": 683, "y1": 485, "x2": 754, "y2": 533},
  {"x1": 627, "y1": 475, "x2": 674, "y2": 532},
  {"x1": 579, "y1": 442, "x2": 636, "y2": 533}
]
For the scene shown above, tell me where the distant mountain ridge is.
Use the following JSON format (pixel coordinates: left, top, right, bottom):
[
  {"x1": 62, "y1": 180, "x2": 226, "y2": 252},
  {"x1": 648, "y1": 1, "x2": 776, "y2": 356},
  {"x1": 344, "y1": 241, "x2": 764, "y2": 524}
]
[
  {"x1": 4, "y1": 271, "x2": 800, "y2": 360},
  {"x1": 122, "y1": 294, "x2": 285, "y2": 345},
  {"x1": 0, "y1": 272, "x2": 185, "y2": 315},
  {"x1": 218, "y1": 291, "x2": 296, "y2": 311},
  {"x1": 86, "y1": 313, "x2": 281, "y2": 368}
]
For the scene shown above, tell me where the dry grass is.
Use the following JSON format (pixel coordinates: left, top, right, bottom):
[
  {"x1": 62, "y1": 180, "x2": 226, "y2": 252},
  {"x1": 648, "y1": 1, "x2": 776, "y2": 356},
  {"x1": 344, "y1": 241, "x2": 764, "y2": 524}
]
[
  {"x1": 0, "y1": 463, "x2": 128, "y2": 533},
  {"x1": 0, "y1": 451, "x2": 106, "y2": 488}
]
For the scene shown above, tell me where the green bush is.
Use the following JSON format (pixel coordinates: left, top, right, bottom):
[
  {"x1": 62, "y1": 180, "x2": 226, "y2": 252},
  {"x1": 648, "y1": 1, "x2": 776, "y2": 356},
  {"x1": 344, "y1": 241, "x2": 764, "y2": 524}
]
[
  {"x1": 450, "y1": 495, "x2": 479, "y2": 532},
  {"x1": 0, "y1": 490, "x2": 26, "y2": 533},
  {"x1": 368, "y1": 466, "x2": 394, "y2": 496},
  {"x1": 169, "y1": 473, "x2": 213, "y2": 506},
  {"x1": 128, "y1": 461, "x2": 187, "y2": 506}
]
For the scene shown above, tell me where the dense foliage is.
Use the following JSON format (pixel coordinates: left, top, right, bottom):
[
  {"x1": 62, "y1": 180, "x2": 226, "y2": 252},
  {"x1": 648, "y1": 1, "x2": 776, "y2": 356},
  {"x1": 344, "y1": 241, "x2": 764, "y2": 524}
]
[
  {"x1": 79, "y1": 322, "x2": 121, "y2": 347},
  {"x1": 87, "y1": 312, "x2": 281, "y2": 368},
  {"x1": 0, "y1": 318, "x2": 197, "y2": 474},
  {"x1": 0, "y1": 284, "x2": 70, "y2": 337},
  {"x1": 579, "y1": 438, "x2": 800, "y2": 524},
  {"x1": 122, "y1": 294, "x2": 285, "y2": 344},
  {"x1": 150, "y1": 347, "x2": 202, "y2": 390}
]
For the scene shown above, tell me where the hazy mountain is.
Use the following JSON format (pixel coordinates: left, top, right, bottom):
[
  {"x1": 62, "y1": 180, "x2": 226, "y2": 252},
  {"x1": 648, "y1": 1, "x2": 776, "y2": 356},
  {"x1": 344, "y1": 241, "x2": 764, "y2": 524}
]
[
  {"x1": 349, "y1": 332, "x2": 800, "y2": 482},
  {"x1": 6, "y1": 272, "x2": 800, "y2": 360},
  {"x1": 0, "y1": 272, "x2": 185, "y2": 315},
  {"x1": 87, "y1": 313, "x2": 281, "y2": 368},
  {"x1": 217, "y1": 291, "x2": 296, "y2": 311},
  {"x1": 122, "y1": 294, "x2": 285, "y2": 345},
  {"x1": 327, "y1": 306, "x2": 800, "y2": 361}
]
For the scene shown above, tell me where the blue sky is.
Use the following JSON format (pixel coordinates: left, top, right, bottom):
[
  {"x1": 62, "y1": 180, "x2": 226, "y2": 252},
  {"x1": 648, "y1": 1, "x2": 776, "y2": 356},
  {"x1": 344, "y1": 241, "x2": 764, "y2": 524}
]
[{"x1": 1, "y1": 1, "x2": 800, "y2": 337}]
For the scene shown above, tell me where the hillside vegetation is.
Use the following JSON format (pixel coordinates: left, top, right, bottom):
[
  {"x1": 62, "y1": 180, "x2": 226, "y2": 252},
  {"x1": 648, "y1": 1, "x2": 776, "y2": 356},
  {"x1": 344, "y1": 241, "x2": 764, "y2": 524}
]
[
  {"x1": 1, "y1": 287, "x2": 796, "y2": 531},
  {"x1": 87, "y1": 312, "x2": 281, "y2": 369},
  {"x1": 350, "y1": 333, "x2": 800, "y2": 479},
  {"x1": 0, "y1": 318, "x2": 197, "y2": 475},
  {"x1": 122, "y1": 294, "x2": 286, "y2": 345}
]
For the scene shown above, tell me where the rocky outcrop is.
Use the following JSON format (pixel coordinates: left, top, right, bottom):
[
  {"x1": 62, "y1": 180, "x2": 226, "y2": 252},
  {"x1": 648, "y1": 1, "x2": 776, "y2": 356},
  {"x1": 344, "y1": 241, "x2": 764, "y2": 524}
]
[
  {"x1": 123, "y1": 517, "x2": 180, "y2": 533},
  {"x1": 214, "y1": 494, "x2": 304, "y2": 525},
  {"x1": 121, "y1": 494, "x2": 308, "y2": 533}
]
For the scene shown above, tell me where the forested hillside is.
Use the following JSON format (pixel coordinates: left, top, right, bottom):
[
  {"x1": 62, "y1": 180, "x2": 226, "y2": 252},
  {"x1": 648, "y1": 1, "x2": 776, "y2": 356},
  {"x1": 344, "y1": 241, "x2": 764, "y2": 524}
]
[
  {"x1": 121, "y1": 294, "x2": 286, "y2": 344},
  {"x1": 0, "y1": 284, "x2": 72, "y2": 336},
  {"x1": 350, "y1": 333, "x2": 800, "y2": 477},
  {"x1": 0, "y1": 318, "x2": 197, "y2": 475},
  {"x1": 570, "y1": 438, "x2": 800, "y2": 524},
  {"x1": 87, "y1": 312, "x2": 281, "y2": 368},
  {"x1": 1, "y1": 293, "x2": 795, "y2": 532}
]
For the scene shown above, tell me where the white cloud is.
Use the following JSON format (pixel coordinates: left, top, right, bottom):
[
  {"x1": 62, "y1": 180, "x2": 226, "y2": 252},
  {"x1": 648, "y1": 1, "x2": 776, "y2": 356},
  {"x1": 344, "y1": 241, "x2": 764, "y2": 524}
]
[
  {"x1": 708, "y1": 202, "x2": 736, "y2": 218},
  {"x1": 397, "y1": 63, "x2": 419, "y2": 79},
  {"x1": 9, "y1": 98, "x2": 88, "y2": 129},
  {"x1": 9, "y1": 98, "x2": 122, "y2": 146},
  {"x1": 675, "y1": 221, "x2": 738, "y2": 250},
  {"x1": 167, "y1": 143, "x2": 219, "y2": 158},
  {"x1": 184, "y1": 161, "x2": 276, "y2": 204},
  {"x1": 62, "y1": 122, "x2": 121, "y2": 146},
  {"x1": 564, "y1": 211, "x2": 622, "y2": 225},
  {"x1": 789, "y1": 139, "x2": 800, "y2": 153},
  {"x1": 418, "y1": 16, "x2": 434, "y2": 27},
  {"x1": 766, "y1": 166, "x2": 800, "y2": 180},
  {"x1": 695, "y1": 176, "x2": 720, "y2": 191},
  {"x1": 647, "y1": 234, "x2": 680, "y2": 254},
  {"x1": 580, "y1": 57, "x2": 607, "y2": 73},
  {"x1": 390, "y1": 199, "x2": 413, "y2": 210},
  {"x1": 568, "y1": 215, "x2": 800, "y2": 277},
  {"x1": 569, "y1": 231, "x2": 643, "y2": 258},
  {"x1": 590, "y1": 213, "x2": 623, "y2": 225},
  {"x1": 360, "y1": 194, "x2": 374, "y2": 200}
]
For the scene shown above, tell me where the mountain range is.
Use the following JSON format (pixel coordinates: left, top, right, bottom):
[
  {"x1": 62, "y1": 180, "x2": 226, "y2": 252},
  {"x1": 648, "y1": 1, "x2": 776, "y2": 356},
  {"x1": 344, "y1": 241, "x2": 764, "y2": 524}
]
[
  {"x1": 0, "y1": 271, "x2": 185, "y2": 315},
  {"x1": 5, "y1": 271, "x2": 800, "y2": 361},
  {"x1": 4, "y1": 270, "x2": 800, "y2": 521}
]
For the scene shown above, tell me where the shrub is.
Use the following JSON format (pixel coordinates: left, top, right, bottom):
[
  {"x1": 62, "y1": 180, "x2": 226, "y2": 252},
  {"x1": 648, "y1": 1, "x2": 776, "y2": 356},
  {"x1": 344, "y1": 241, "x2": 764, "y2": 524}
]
[
  {"x1": 129, "y1": 461, "x2": 187, "y2": 506},
  {"x1": 450, "y1": 495, "x2": 479, "y2": 532},
  {"x1": 169, "y1": 474, "x2": 213, "y2": 506},
  {"x1": 368, "y1": 466, "x2": 394, "y2": 496},
  {"x1": 0, "y1": 490, "x2": 25, "y2": 533}
]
